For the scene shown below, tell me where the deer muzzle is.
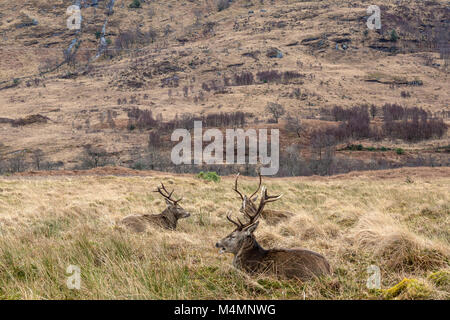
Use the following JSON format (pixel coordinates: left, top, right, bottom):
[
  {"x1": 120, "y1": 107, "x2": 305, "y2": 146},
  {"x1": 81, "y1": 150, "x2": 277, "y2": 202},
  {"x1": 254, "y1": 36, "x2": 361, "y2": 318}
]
[{"x1": 215, "y1": 242, "x2": 226, "y2": 254}]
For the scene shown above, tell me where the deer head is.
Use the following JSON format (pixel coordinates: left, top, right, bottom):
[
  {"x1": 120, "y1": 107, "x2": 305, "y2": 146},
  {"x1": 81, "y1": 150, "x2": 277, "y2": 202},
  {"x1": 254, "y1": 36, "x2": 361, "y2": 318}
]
[
  {"x1": 154, "y1": 183, "x2": 190, "y2": 219},
  {"x1": 216, "y1": 184, "x2": 282, "y2": 254}
]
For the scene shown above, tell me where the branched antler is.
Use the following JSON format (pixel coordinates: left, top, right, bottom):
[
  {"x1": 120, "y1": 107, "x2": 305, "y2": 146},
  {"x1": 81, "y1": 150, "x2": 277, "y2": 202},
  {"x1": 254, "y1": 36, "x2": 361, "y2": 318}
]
[
  {"x1": 233, "y1": 171, "x2": 262, "y2": 204},
  {"x1": 154, "y1": 183, "x2": 182, "y2": 204},
  {"x1": 233, "y1": 173, "x2": 245, "y2": 201},
  {"x1": 227, "y1": 181, "x2": 283, "y2": 230},
  {"x1": 249, "y1": 171, "x2": 262, "y2": 200},
  {"x1": 244, "y1": 186, "x2": 282, "y2": 225},
  {"x1": 226, "y1": 211, "x2": 245, "y2": 229}
]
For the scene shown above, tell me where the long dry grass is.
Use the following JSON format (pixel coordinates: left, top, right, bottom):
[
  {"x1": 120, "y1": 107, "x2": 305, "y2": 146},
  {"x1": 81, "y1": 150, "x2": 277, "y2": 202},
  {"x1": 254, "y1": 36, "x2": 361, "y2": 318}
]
[{"x1": 0, "y1": 171, "x2": 448, "y2": 299}]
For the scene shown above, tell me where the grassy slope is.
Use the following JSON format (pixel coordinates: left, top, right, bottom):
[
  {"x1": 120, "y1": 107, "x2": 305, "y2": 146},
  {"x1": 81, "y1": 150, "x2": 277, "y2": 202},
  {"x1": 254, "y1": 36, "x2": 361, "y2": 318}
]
[{"x1": 0, "y1": 168, "x2": 448, "y2": 299}]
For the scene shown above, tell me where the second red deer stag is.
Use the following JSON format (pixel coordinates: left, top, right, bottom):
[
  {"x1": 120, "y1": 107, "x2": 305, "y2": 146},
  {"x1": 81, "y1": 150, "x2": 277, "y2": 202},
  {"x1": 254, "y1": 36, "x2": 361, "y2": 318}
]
[
  {"x1": 120, "y1": 183, "x2": 190, "y2": 232},
  {"x1": 216, "y1": 185, "x2": 332, "y2": 281}
]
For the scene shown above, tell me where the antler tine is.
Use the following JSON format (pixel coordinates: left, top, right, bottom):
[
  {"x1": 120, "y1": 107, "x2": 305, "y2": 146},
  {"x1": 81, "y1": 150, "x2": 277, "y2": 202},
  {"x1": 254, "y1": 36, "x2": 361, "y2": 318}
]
[
  {"x1": 262, "y1": 187, "x2": 283, "y2": 203},
  {"x1": 227, "y1": 211, "x2": 244, "y2": 229},
  {"x1": 233, "y1": 173, "x2": 245, "y2": 201},
  {"x1": 155, "y1": 182, "x2": 181, "y2": 203},
  {"x1": 160, "y1": 183, "x2": 174, "y2": 198},
  {"x1": 234, "y1": 185, "x2": 283, "y2": 229},
  {"x1": 250, "y1": 186, "x2": 281, "y2": 221},
  {"x1": 264, "y1": 193, "x2": 283, "y2": 202},
  {"x1": 237, "y1": 186, "x2": 265, "y2": 227},
  {"x1": 249, "y1": 170, "x2": 262, "y2": 200}
]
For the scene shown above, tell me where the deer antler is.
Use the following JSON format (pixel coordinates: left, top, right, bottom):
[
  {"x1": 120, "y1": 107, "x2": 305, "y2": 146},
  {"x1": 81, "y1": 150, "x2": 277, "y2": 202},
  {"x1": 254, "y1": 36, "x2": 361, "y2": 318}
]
[
  {"x1": 233, "y1": 173, "x2": 245, "y2": 201},
  {"x1": 154, "y1": 183, "x2": 183, "y2": 204},
  {"x1": 226, "y1": 210, "x2": 245, "y2": 230},
  {"x1": 244, "y1": 186, "x2": 282, "y2": 226},
  {"x1": 249, "y1": 171, "x2": 262, "y2": 200},
  {"x1": 233, "y1": 171, "x2": 262, "y2": 203},
  {"x1": 228, "y1": 185, "x2": 283, "y2": 230}
]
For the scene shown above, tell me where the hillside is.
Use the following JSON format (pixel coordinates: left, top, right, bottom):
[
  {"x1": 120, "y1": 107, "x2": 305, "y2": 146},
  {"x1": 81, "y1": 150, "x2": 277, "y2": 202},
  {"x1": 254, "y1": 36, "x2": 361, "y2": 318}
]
[{"x1": 0, "y1": 0, "x2": 449, "y2": 175}]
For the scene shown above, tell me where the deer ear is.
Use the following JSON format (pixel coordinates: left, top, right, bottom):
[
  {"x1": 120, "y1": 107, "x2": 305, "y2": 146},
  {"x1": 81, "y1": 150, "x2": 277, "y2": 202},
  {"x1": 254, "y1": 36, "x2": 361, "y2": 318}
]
[
  {"x1": 164, "y1": 198, "x2": 172, "y2": 207},
  {"x1": 251, "y1": 195, "x2": 258, "y2": 202},
  {"x1": 245, "y1": 221, "x2": 259, "y2": 235}
]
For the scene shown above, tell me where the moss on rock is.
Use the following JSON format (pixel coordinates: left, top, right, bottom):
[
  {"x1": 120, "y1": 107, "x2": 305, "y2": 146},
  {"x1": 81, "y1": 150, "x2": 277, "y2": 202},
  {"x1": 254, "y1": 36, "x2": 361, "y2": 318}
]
[{"x1": 383, "y1": 278, "x2": 432, "y2": 300}]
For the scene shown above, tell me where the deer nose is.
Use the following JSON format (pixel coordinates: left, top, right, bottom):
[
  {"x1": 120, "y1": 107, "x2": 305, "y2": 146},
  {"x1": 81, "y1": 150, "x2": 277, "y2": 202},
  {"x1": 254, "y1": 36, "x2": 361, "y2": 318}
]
[{"x1": 215, "y1": 242, "x2": 220, "y2": 248}]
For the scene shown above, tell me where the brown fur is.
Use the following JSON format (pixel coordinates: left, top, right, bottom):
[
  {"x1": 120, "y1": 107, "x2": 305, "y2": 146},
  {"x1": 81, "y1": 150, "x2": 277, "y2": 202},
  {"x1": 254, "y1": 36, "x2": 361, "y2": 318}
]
[
  {"x1": 241, "y1": 198, "x2": 292, "y2": 225},
  {"x1": 259, "y1": 209, "x2": 292, "y2": 225},
  {"x1": 120, "y1": 206, "x2": 182, "y2": 232},
  {"x1": 233, "y1": 232, "x2": 331, "y2": 280},
  {"x1": 217, "y1": 222, "x2": 331, "y2": 281},
  {"x1": 120, "y1": 184, "x2": 190, "y2": 232}
]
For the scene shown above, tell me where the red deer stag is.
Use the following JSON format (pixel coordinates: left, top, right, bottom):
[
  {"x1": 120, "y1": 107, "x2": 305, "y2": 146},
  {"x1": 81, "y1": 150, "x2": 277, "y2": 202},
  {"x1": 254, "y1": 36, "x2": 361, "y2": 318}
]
[
  {"x1": 216, "y1": 186, "x2": 331, "y2": 281},
  {"x1": 233, "y1": 172, "x2": 292, "y2": 225},
  {"x1": 120, "y1": 183, "x2": 190, "y2": 232}
]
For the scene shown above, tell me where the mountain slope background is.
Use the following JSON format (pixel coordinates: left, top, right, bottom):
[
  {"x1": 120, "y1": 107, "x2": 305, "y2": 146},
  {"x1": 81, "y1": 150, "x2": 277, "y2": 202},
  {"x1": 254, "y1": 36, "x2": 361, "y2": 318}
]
[{"x1": 0, "y1": 0, "x2": 449, "y2": 173}]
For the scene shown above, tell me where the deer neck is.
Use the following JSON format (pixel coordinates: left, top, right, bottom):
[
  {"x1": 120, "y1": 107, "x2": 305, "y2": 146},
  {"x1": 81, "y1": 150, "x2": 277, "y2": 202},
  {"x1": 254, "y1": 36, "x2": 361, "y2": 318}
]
[
  {"x1": 160, "y1": 208, "x2": 178, "y2": 228},
  {"x1": 233, "y1": 237, "x2": 267, "y2": 270}
]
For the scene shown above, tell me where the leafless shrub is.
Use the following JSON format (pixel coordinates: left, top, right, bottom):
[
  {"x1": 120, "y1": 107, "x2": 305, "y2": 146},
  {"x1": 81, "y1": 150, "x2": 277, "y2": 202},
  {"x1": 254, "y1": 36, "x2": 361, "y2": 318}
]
[
  {"x1": 382, "y1": 103, "x2": 406, "y2": 121},
  {"x1": 161, "y1": 75, "x2": 180, "y2": 88},
  {"x1": 401, "y1": 91, "x2": 411, "y2": 98},
  {"x1": 127, "y1": 107, "x2": 157, "y2": 130},
  {"x1": 9, "y1": 151, "x2": 27, "y2": 173},
  {"x1": 265, "y1": 102, "x2": 285, "y2": 123},
  {"x1": 256, "y1": 70, "x2": 281, "y2": 83},
  {"x1": 79, "y1": 145, "x2": 111, "y2": 169},
  {"x1": 32, "y1": 149, "x2": 44, "y2": 170},
  {"x1": 311, "y1": 131, "x2": 336, "y2": 160},
  {"x1": 285, "y1": 114, "x2": 302, "y2": 137},
  {"x1": 234, "y1": 72, "x2": 254, "y2": 86},
  {"x1": 370, "y1": 105, "x2": 377, "y2": 119},
  {"x1": 148, "y1": 131, "x2": 163, "y2": 150},
  {"x1": 203, "y1": 22, "x2": 216, "y2": 37},
  {"x1": 114, "y1": 26, "x2": 158, "y2": 54},
  {"x1": 282, "y1": 71, "x2": 304, "y2": 83},
  {"x1": 383, "y1": 107, "x2": 447, "y2": 141}
]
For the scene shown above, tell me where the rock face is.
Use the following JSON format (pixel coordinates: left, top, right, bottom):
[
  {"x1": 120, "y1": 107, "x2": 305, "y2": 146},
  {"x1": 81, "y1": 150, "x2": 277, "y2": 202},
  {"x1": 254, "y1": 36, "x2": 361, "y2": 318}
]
[{"x1": 266, "y1": 47, "x2": 283, "y2": 58}]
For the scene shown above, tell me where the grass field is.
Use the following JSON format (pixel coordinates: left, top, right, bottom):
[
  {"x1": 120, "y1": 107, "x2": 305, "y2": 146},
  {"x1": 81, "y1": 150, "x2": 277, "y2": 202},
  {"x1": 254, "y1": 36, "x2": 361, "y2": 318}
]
[{"x1": 0, "y1": 167, "x2": 448, "y2": 299}]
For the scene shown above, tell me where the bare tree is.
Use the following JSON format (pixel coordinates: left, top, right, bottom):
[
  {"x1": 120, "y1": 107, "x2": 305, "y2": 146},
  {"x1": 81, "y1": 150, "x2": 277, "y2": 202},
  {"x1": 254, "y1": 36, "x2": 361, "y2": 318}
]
[
  {"x1": 370, "y1": 105, "x2": 377, "y2": 119},
  {"x1": 311, "y1": 131, "x2": 336, "y2": 161},
  {"x1": 80, "y1": 145, "x2": 110, "y2": 168},
  {"x1": 32, "y1": 149, "x2": 44, "y2": 170},
  {"x1": 9, "y1": 151, "x2": 27, "y2": 173},
  {"x1": 286, "y1": 114, "x2": 302, "y2": 137},
  {"x1": 265, "y1": 102, "x2": 285, "y2": 123}
]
